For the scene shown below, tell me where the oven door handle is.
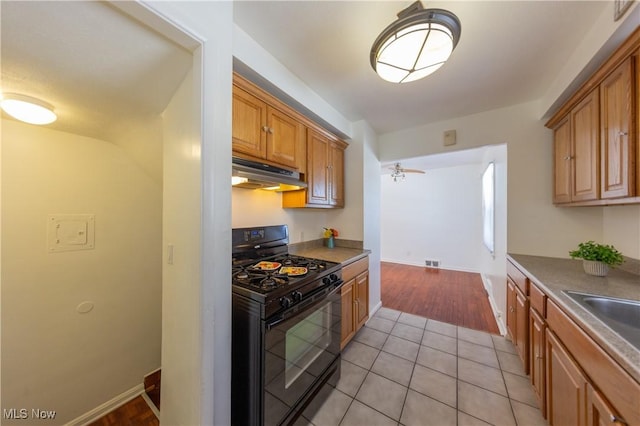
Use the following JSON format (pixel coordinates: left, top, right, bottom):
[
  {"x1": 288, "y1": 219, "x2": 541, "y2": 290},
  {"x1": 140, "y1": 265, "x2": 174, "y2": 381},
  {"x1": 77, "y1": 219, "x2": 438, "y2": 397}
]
[{"x1": 266, "y1": 280, "x2": 343, "y2": 330}]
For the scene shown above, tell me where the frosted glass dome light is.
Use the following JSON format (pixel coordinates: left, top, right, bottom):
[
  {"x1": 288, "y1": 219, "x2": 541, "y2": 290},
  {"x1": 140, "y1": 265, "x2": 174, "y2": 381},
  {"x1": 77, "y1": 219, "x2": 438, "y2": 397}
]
[
  {"x1": 1, "y1": 93, "x2": 57, "y2": 125},
  {"x1": 371, "y1": 1, "x2": 461, "y2": 84}
]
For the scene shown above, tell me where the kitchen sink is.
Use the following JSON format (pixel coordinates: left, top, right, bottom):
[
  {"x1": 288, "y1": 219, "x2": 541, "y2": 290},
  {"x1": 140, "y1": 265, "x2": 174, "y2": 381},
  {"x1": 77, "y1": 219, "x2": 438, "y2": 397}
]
[{"x1": 564, "y1": 291, "x2": 640, "y2": 351}]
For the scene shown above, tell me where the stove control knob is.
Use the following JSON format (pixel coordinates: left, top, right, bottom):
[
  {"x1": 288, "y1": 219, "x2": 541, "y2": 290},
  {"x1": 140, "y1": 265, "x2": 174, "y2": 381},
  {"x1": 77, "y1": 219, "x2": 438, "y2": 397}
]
[
  {"x1": 329, "y1": 273, "x2": 338, "y2": 282},
  {"x1": 322, "y1": 277, "x2": 331, "y2": 286},
  {"x1": 292, "y1": 291, "x2": 303, "y2": 302},
  {"x1": 280, "y1": 296, "x2": 292, "y2": 309}
]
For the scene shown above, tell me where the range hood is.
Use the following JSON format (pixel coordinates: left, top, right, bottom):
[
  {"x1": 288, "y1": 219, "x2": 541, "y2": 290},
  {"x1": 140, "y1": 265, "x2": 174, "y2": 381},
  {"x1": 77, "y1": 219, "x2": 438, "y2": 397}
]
[{"x1": 232, "y1": 157, "x2": 307, "y2": 191}]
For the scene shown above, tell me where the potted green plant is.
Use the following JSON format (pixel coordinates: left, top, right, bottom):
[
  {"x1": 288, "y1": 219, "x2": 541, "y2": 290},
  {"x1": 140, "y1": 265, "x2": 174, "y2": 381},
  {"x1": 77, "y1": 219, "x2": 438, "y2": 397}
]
[{"x1": 569, "y1": 241, "x2": 624, "y2": 277}]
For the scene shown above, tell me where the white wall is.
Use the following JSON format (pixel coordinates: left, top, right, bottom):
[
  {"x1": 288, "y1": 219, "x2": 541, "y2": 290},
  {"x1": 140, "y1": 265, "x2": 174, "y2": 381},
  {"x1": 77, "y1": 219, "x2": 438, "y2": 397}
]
[
  {"x1": 124, "y1": 2, "x2": 233, "y2": 424},
  {"x1": 603, "y1": 205, "x2": 640, "y2": 259},
  {"x1": 355, "y1": 120, "x2": 382, "y2": 314},
  {"x1": 381, "y1": 163, "x2": 483, "y2": 272},
  {"x1": 232, "y1": 189, "x2": 339, "y2": 242},
  {"x1": 1, "y1": 119, "x2": 162, "y2": 424},
  {"x1": 160, "y1": 66, "x2": 204, "y2": 425},
  {"x1": 379, "y1": 101, "x2": 605, "y2": 259}
]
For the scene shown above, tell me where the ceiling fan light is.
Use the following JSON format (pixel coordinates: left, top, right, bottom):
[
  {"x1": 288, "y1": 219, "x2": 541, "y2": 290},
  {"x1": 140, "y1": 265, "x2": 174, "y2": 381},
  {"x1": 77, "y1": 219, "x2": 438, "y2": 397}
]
[
  {"x1": 0, "y1": 93, "x2": 57, "y2": 125},
  {"x1": 371, "y1": 1, "x2": 461, "y2": 84}
]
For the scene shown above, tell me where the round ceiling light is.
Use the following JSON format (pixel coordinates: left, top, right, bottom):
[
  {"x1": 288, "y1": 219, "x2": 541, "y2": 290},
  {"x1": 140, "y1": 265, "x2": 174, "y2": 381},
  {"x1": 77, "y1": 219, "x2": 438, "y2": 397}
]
[
  {"x1": 370, "y1": 1, "x2": 461, "y2": 84},
  {"x1": 0, "y1": 93, "x2": 57, "y2": 125}
]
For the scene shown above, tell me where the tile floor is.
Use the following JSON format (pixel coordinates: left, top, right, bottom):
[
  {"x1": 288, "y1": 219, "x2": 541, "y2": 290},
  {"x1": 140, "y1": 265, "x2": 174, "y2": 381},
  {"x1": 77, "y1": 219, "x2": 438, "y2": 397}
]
[{"x1": 300, "y1": 307, "x2": 548, "y2": 426}]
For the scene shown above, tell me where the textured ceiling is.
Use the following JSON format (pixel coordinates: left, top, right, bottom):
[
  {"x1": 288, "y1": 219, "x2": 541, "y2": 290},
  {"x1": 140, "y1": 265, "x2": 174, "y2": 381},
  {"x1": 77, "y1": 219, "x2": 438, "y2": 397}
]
[
  {"x1": 233, "y1": 1, "x2": 610, "y2": 135},
  {"x1": 1, "y1": 1, "x2": 192, "y2": 142},
  {"x1": 1, "y1": 0, "x2": 631, "y2": 171}
]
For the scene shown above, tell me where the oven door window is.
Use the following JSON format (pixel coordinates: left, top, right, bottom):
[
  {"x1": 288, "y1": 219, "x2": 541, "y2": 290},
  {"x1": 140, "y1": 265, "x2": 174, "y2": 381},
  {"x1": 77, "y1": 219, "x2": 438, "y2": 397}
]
[
  {"x1": 285, "y1": 302, "x2": 333, "y2": 388},
  {"x1": 264, "y1": 291, "x2": 341, "y2": 424}
]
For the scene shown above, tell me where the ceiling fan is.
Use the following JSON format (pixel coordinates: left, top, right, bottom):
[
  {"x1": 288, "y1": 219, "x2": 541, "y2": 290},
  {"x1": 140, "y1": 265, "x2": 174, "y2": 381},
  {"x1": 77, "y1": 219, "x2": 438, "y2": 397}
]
[{"x1": 389, "y1": 162, "x2": 425, "y2": 182}]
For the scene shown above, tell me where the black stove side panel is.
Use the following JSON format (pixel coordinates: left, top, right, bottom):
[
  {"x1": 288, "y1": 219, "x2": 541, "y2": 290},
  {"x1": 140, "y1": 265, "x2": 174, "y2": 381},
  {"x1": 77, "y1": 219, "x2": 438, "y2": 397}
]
[{"x1": 232, "y1": 293, "x2": 264, "y2": 426}]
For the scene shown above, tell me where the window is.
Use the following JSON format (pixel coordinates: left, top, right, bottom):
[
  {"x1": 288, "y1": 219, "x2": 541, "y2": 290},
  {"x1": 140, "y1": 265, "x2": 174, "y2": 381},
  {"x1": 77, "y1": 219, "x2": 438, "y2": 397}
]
[{"x1": 482, "y1": 162, "x2": 495, "y2": 255}]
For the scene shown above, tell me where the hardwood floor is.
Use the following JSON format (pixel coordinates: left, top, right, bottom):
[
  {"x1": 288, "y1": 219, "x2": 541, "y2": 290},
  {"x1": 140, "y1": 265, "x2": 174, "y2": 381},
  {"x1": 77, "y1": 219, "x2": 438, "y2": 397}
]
[
  {"x1": 381, "y1": 261, "x2": 500, "y2": 334},
  {"x1": 88, "y1": 396, "x2": 158, "y2": 426}
]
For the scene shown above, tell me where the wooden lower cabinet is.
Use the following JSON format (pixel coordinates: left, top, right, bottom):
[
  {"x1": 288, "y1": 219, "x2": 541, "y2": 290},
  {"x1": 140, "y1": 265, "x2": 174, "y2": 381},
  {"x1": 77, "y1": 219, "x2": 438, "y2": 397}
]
[
  {"x1": 546, "y1": 329, "x2": 587, "y2": 425},
  {"x1": 355, "y1": 270, "x2": 369, "y2": 330},
  {"x1": 529, "y1": 307, "x2": 546, "y2": 415},
  {"x1": 507, "y1": 257, "x2": 640, "y2": 426},
  {"x1": 340, "y1": 256, "x2": 369, "y2": 349},
  {"x1": 587, "y1": 383, "x2": 626, "y2": 426},
  {"x1": 340, "y1": 280, "x2": 356, "y2": 349},
  {"x1": 506, "y1": 276, "x2": 529, "y2": 373}
]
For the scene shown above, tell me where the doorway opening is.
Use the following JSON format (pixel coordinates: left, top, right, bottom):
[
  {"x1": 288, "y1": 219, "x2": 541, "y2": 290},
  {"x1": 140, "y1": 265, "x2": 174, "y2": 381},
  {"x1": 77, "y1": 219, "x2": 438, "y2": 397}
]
[{"x1": 380, "y1": 144, "x2": 507, "y2": 333}]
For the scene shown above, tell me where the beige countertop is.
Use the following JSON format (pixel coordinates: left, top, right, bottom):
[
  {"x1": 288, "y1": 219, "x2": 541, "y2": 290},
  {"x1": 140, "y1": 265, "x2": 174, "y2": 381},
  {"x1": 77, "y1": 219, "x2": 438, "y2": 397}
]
[
  {"x1": 289, "y1": 239, "x2": 370, "y2": 265},
  {"x1": 508, "y1": 253, "x2": 640, "y2": 383}
]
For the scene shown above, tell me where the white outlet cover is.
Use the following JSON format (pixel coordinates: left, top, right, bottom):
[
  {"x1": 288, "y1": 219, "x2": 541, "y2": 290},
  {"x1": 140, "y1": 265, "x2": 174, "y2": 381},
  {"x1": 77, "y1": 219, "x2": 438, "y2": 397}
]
[
  {"x1": 48, "y1": 214, "x2": 95, "y2": 253},
  {"x1": 443, "y1": 129, "x2": 456, "y2": 146}
]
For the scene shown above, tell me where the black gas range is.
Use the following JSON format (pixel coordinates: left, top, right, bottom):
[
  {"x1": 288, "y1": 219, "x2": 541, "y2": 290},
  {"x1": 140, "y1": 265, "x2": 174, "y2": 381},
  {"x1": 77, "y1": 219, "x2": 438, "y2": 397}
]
[{"x1": 231, "y1": 225, "x2": 343, "y2": 426}]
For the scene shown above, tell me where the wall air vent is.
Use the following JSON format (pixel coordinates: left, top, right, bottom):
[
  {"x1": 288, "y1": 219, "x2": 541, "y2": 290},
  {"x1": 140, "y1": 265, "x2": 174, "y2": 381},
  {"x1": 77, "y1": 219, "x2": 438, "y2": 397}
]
[{"x1": 425, "y1": 259, "x2": 440, "y2": 268}]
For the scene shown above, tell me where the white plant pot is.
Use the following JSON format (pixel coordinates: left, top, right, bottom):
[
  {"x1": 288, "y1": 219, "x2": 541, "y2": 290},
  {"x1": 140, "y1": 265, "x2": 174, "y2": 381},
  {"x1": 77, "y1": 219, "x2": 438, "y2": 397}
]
[{"x1": 583, "y1": 260, "x2": 609, "y2": 277}]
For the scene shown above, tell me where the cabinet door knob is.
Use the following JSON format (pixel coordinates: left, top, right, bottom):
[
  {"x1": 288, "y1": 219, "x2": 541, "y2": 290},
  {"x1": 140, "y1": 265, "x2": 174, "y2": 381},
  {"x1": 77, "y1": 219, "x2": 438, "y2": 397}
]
[
  {"x1": 262, "y1": 126, "x2": 269, "y2": 132},
  {"x1": 268, "y1": 127, "x2": 274, "y2": 134},
  {"x1": 618, "y1": 131, "x2": 628, "y2": 136},
  {"x1": 611, "y1": 415, "x2": 627, "y2": 425}
]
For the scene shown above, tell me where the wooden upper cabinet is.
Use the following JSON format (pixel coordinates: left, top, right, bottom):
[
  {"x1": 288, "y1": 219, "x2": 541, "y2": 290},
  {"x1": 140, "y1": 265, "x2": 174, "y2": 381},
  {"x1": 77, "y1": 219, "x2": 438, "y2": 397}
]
[
  {"x1": 283, "y1": 128, "x2": 347, "y2": 208},
  {"x1": 232, "y1": 87, "x2": 267, "y2": 157},
  {"x1": 572, "y1": 90, "x2": 600, "y2": 202},
  {"x1": 600, "y1": 57, "x2": 636, "y2": 199},
  {"x1": 266, "y1": 107, "x2": 304, "y2": 170},
  {"x1": 552, "y1": 88, "x2": 600, "y2": 203},
  {"x1": 232, "y1": 77, "x2": 304, "y2": 171},
  {"x1": 307, "y1": 130, "x2": 331, "y2": 204},
  {"x1": 329, "y1": 140, "x2": 345, "y2": 206},
  {"x1": 553, "y1": 117, "x2": 572, "y2": 203},
  {"x1": 546, "y1": 28, "x2": 640, "y2": 206}
]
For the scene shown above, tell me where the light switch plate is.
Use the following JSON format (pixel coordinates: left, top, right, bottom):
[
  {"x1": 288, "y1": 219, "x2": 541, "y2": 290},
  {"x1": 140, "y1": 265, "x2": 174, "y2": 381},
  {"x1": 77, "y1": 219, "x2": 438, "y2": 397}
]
[{"x1": 48, "y1": 214, "x2": 95, "y2": 253}]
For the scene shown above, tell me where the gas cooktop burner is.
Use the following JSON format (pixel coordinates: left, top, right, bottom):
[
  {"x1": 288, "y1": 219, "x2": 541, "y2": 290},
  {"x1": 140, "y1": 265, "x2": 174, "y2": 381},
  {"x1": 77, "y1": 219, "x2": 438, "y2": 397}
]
[
  {"x1": 233, "y1": 267, "x2": 290, "y2": 291},
  {"x1": 274, "y1": 255, "x2": 326, "y2": 271}
]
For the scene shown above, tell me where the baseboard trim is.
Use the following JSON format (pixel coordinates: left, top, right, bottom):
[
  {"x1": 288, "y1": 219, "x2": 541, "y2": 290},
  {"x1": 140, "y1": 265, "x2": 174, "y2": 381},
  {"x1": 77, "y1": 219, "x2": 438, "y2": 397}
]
[
  {"x1": 66, "y1": 384, "x2": 144, "y2": 426},
  {"x1": 367, "y1": 301, "x2": 383, "y2": 321},
  {"x1": 140, "y1": 391, "x2": 161, "y2": 420},
  {"x1": 380, "y1": 258, "x2": 480, "y2": 274},
  {"x1": 481, "y1": 273, "x2": 507, "y2": 336}
]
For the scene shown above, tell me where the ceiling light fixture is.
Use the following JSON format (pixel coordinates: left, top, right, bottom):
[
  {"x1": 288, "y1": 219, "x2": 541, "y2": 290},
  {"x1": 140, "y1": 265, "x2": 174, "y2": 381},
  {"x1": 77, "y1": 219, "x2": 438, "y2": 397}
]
[
  {"x1": 389, "y1": 162, "x2": 426, "y2": 182},
  {"x1": 391, "y1": 168, "x2": 406, "y2": 182},
  {"x1": 370, "y1": 1, "x2": 461, "y2": 84},
  {"x1": 0, "y1": 93, "x2": 57, "y2": 125}
]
